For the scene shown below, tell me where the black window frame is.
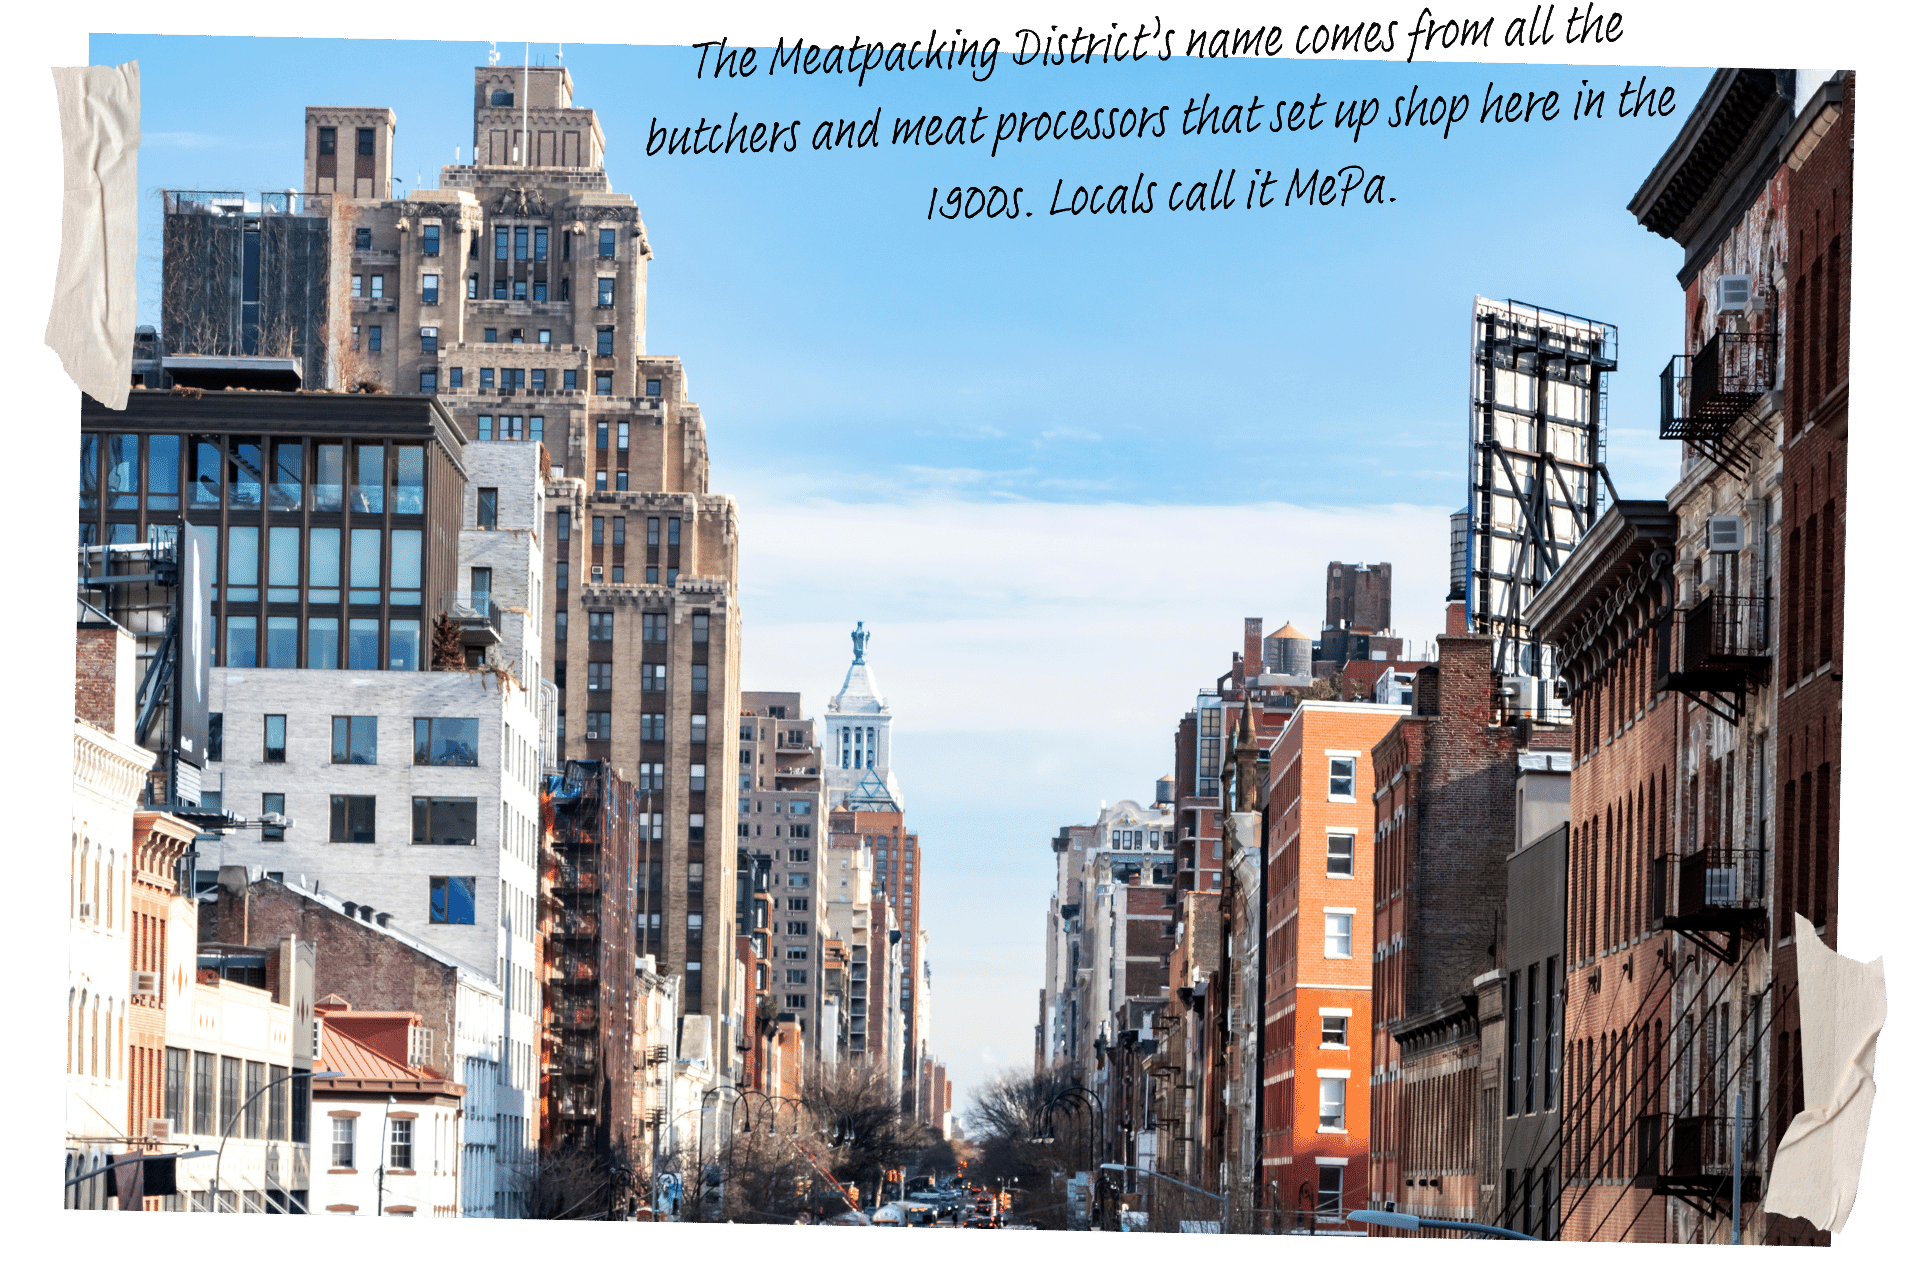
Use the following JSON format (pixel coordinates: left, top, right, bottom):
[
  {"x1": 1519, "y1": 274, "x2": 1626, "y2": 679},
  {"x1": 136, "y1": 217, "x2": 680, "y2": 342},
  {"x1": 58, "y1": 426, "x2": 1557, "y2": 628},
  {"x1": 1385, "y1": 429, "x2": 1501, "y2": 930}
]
[
  {"x1": 263, "y1": 713, "x2": 287, "y2": 763},
  {"x1": 328, "y1": 794, "x2": 377, "y2": 843}
]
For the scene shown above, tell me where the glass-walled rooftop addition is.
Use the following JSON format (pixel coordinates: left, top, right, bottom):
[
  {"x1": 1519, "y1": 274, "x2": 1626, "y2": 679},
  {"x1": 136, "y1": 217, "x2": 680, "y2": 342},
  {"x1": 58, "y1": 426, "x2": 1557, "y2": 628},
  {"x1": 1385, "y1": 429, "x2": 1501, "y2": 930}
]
[{"x1": 82, "y1": 430, "x2": 435, "y2": 672}]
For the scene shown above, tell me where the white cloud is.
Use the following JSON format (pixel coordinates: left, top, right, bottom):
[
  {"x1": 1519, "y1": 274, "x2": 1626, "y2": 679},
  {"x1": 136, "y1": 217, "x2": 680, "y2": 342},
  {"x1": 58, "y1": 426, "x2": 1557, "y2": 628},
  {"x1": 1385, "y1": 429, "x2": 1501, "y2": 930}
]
[{"x1": 730, "y1": 494, "x2": 1456, "y2": 1104}]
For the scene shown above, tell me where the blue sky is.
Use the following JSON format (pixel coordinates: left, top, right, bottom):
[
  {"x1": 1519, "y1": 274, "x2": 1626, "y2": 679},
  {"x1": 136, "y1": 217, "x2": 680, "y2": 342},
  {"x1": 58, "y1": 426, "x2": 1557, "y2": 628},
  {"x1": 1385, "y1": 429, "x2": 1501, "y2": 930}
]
[{"x1": 96, "y1": 32, "x2": 1712, "y2": 1105}]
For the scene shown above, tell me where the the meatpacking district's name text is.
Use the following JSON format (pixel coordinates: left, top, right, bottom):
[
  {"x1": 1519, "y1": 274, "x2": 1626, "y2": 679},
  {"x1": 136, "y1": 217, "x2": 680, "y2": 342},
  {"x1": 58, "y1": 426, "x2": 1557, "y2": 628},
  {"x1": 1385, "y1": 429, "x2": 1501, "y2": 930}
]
[
  {"x1": 928, "y1": 168, "x2": 1390, "y2": 221},
  {"x1": 644, "y1": 79, "x2": 1679, "y2": 161}
]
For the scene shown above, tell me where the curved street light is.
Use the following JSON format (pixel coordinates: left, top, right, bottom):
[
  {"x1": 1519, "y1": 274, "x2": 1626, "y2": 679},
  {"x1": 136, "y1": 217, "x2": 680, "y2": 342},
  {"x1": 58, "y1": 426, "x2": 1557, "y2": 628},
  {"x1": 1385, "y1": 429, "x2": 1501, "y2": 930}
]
[
  {"x1": 211, "y1": 1067, "x2": 343, "y2": 1210},
  {"x1": 1347, "y1": 1209, "x2": 1542, "y2": 1241}
]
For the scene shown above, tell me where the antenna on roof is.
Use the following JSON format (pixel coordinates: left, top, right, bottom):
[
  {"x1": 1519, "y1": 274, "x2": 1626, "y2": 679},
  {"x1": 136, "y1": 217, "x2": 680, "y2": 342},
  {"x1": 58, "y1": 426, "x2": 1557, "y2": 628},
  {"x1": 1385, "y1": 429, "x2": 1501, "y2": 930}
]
[
  {"x1": 487, "y1": 41, "x2": 500, "y2": 66},
  {"x1": 557, "y1": 43, "x2": 564, "y2": 64}
]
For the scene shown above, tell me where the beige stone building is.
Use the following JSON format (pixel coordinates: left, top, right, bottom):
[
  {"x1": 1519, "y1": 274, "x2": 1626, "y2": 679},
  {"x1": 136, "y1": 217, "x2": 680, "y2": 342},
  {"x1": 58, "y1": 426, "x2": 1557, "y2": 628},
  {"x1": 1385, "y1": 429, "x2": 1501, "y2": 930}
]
[{"x1": 296, "y1": 63, "x2": 745, "y2": 1073}]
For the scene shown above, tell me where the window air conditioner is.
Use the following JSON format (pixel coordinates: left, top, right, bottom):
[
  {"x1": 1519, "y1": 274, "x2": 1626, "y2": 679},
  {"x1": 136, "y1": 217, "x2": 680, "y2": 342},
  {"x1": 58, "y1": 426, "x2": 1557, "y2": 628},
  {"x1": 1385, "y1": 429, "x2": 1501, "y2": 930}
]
[
  {"x1": 132, "y1": 970, "x2": 160, "y2": 997},
  {"x1": 1716, "y1": 274, "x2": 1752, "y2": 312},
  {"x1": 584, "y1": 731, "x2": 600, "y2": 740},
  {"x1": 1707, "y1": 515, "x2": 1746, "y2": 553},
  {"x1": 146, "y1": 1117, "x2": 173, "y2": 1142},
  {"x1": 78, "y1": 902, "x2": 93, "y2": 921},
  {"x1": 1499, "y1": 676, "x2": 1527, "y2": 700}
]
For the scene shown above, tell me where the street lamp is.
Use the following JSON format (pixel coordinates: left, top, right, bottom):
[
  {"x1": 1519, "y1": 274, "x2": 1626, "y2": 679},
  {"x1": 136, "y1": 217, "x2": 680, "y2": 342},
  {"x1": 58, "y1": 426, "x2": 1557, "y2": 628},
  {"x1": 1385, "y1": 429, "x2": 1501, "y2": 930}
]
[
  {"x1": 211, "y1": 1068, "x2": 343, "y2": 1211},
  {"x1": 1100, "y1": 1162, "x2": 1227, "y2": 1234},
  {"x1": 1347, "y1": 1209, "x2": 1542, "y2": 1241}
]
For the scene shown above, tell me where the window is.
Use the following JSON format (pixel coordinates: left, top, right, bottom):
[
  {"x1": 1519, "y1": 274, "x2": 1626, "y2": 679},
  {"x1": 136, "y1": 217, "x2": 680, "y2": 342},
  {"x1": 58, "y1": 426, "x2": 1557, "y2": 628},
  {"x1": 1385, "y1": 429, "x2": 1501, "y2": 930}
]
[
  {"x1": 692, "y1": 612, "x2": 710, "y2": 644},
  {"x1": 192, "y1": 1052, "x2": 215, "y2": 1135},
  {"x1": 554, "y1": 611, "x2": 567, "y2": 641},
  {"x1": 207, "y1": 713, "x2": 223, "y2": 762},
  {"x1": 331, "y1": 1116, "x2": 355, "y2": 1169},
  {"x1": 557, "y1": 511, "x2": 570, "y2": 543},
  {"x1": 413, "y1": 797, "x2": 478, "y2": 845},
  {"x1": 220, "y1": 1057, "x2": 241, "y2": 1135},
  {"x1": 646, "y1": 378, "x2": 662, "y2": 397},
  {"x1": 389, "y1": 1118, "x2": 413, "y2": 1170},
  {"x1": 586, "y1": 662, "x2": 611, "y2": 691},
  {"x1": 668, "y1": 518, "x2": 681, "y2": 546},
  {"x1": 419, "y1": 371, "x2": 437, "y2": 394},
  {"x1": 530, "y1": 369, "x2": 546, "y2": 391},
  {"x1": 1329, "y1": 756, "x2": 1356, "y2": 798},
  {"x1": 413, "y1": 718, "x2": 479, "y2": 766},
  {"x1": 513, "y1": 280, "x2": 527, "y2": 302},
  {"x1": 370, "y1": 274, "x2": 385, "y2": 300},
  {"x1": 595, "y1": 472, "x2": 607, "y2": 493},
  {"x1": 263, "y1": 714, "x2": 287, "y2": 763},
  {"x1": 419, "y1": 325, "x2": 437, "y2": 353},
  {"x1": 1321, "y1": 1014, "x2": 1348, "y2": 1046},
  {"x1": 422, "y1": 273, "x2": 440, "y2": 304},
  {"x1": 595, "y1": 373, "x2": 612, "y2": 395},
  {"x1": 1324, "y1": 910, "x2": 1354, "y2": 959},
  {"x1": 585, "y1": 711, "x2": 611, "y2": 740},
  {"x1": 473, "y1": 486, "x2": 500, "y2": 530},
  {"x1": 691, "y1": 664, "x2": 708, "y2": 693},
  {"x1": 245, "y1": 1061, "x2": 266, "y2": 1138},
  {"x1": 599, "y1": 228, "x2": 616, "y2": 258},
  {"x1": 563, "y1": 370, "x2": 576, "y2": 390},
  {"x1": 165, "y1": 1048, "x2": 188, "y2": 1133},
  {"x1": 533, "y1": 227, "x2": 548, "y2": 262},
  {"x1": 467, "y1": 274, "x2": 478, "y2": 299},
  {"x1": 480, "y1": 368, "x2": 496, "y2": 391},
  {"x1": 368, "y1": 325, "x2": 382, "y2": 352},
  {"x1": 261, "y1": 793, "x2": 285, "y2": 842},
  {"x1": 616, "y1": 470, "x2": 628, "y2": 491},
  {"x1": 588, "y1": 612, "x2": 613, "y2": 642},
  {"x1": 1318, "y1": 1076, "x2": 1347, "y2": 1130},
  {"x1": 429, "y1": 875, "x2": 477, "y2": 924},
  {"x1": 351, "y1": 274, "x2": 362, "y2": 298},
  {"x1": 353, "y1": 226, "x2": 370, "y2": 250},
  {"x1": 448, "y1": 367, "x2": 463, "y2": 389},
  {"x1": 329, "y1": 795, "x2": 376, "y2": 843},
  {"x1": 319, "y1": 126, "x2": 337, "y2": 155},
  {"x1": 1327, "y1": 833, "x2": 1354, "y2": 876},
  {"x1": 643, "y1": 612, "x2": 668, "y2": 643},
  {"x1": 641, "y1": 713, "x2": 664, "y2": 741},
  {"x1": 787, "y1": 897, "x2": 809, "y2": 911},
  {"x1": 331, "y1": 716, "x2": 377, "y2": 764},
  {"x1": 690, "y1": 764, "x2": 706, "y2": 792},
  {"x1": 597, "y1": 327, "x2": 614, "y2": 356},
  {"x1": 356, "y1": 127, "x2": 374, "y2": 156},
  {"x1": 514, "y1": 226, "x2": 528, "y2": 261},
  {"x1": 537, "y1": 328, "x2": 551, "y2": 344},
  {"x1": 597, "y1": 277, "x2": 615, "y2": 307},
  {"x1": 689, "y1": 814, "x2": 705, "y2": 844},
  {"x1": 641, "y1": 664, "x2": 666, "y2": 692},
  {"x1": 613, "y1": 517, "x2": 626, "y2": 545},
  {"x1": 785, "y1": 994, "x2": 808, "y2": 1010},
  {"x1": 786, "y1": 921, "x2": 809, "y2": 935},
  {"x1": 690, "y1": 713, "x2": 707, "y2": 743},
  {"x1": 1317, "y1": 1165, "x2": 1344, "y2": 1216}
]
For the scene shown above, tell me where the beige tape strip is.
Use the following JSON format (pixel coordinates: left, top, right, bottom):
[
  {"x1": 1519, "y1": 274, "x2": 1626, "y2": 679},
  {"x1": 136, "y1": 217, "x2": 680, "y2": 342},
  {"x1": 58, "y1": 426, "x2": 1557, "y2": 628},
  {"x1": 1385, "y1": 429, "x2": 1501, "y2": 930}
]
[
  {"x1": 46, "y1": 61, "x2": 140, "y2": 412},
  {"x1": 1763, "y1": 913, "x2": 1886, "y2": 1233}
]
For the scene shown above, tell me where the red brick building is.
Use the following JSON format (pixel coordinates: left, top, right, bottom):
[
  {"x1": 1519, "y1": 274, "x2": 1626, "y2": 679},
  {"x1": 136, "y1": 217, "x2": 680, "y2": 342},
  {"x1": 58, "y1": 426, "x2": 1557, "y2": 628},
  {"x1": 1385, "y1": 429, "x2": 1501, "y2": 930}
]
[
  {"x1": 1367, "y1": 631, "x2": 1569, "y2": 1235},
  {"x1": 1769, "y1": 69, "x2": 1850, "y2": 1249},
  {"x1": 1525, "y1": 501, "x2": 1680, "y2": 1242},
  {"x1": 1260, "y1": 699, "x2": 1406, "y2": 1229}
]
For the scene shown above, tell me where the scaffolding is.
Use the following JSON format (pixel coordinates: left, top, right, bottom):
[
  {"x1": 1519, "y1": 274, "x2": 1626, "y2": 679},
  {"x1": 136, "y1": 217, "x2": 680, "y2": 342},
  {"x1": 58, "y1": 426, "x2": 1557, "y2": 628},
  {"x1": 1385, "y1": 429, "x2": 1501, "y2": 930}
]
[{"x1": 1467, "y1": 298, "x2": 1619, "y2": 722}]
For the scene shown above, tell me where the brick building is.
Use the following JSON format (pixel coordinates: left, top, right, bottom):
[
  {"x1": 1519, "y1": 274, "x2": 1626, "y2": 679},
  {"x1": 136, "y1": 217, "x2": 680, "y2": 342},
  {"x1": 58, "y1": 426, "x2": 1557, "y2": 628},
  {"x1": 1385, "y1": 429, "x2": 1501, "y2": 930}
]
[
  {"x1": 738, "y1": 692, "x2": 829, "y2": 1063},
  {"x1": 1767, "y1": 69, "x2": 1850, "y2": 1251},
  {"x1": 1524, "y1": 500, "x2": 1680, "y2": 1242},
  {"x1": 201, "y1": 866, "x2": 506, "y2": 1214},
  {"x1": 1259, "y1": 699, "x2": 1407, "y2": 1229},
  {"x1": 1365, "y1": 631, "x2": 1569, "y2": 1236},
  {"x1": 1318, "y1": 563, "x2": 1404, "y2": 671}
]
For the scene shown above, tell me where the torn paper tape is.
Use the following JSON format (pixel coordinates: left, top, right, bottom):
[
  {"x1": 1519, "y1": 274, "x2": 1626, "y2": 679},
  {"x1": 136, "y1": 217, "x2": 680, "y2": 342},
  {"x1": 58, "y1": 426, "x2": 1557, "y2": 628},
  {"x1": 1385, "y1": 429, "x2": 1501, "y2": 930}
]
[
  {"x1": 1763, "y1": 913, "x2": 1886, "y2": 1233},
  {"x1": 46, "y1": 61, "x2": 140, "y2": 412}
]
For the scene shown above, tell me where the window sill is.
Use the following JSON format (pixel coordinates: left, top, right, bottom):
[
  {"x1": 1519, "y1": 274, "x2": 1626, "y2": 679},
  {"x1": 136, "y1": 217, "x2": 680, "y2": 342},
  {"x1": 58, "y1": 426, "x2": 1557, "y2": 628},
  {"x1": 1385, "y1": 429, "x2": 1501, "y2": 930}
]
[
  {"x1": 1327, "y1": 795, "x2": 1357, "y2": 803},
  {"x1": 1317, "y1": 1126, "x2": 1348, "y2": 1135},
  {"x1": 1326, "y1": 872, "x2": 1354, "y2": 880}
]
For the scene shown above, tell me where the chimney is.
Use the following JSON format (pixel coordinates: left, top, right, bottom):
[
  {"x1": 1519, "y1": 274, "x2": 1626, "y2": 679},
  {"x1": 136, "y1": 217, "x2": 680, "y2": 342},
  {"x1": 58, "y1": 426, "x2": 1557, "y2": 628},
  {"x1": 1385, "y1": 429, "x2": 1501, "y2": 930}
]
[
  {"x1": 1243, "y1": 617, "x2": 1265, "y2": 677},
  {"x1": 1445, "y1": 601, "x2": 1470, "y2": 635}
]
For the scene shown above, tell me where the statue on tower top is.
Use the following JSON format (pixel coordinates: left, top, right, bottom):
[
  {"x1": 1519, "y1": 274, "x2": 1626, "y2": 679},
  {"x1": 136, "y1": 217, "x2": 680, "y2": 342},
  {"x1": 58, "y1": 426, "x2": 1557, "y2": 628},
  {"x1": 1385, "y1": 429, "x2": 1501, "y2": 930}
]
[{"x1": 851, "y1": 620, "x2": 869, "y2": 663}]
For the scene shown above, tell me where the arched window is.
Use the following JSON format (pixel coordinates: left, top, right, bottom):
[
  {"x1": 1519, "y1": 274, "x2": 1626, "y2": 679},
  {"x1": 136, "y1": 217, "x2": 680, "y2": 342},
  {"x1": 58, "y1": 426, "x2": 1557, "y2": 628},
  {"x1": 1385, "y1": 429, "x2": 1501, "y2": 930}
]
[
  {"x1": 90, "y1": 995, "x2": 100, "y2": 1078},
  {"x1": 67, "y1": 989, "x2": 75, "y2": 1073},
  {"x1": 105, "y1": 850, "x2": 115, "y2": 931}
]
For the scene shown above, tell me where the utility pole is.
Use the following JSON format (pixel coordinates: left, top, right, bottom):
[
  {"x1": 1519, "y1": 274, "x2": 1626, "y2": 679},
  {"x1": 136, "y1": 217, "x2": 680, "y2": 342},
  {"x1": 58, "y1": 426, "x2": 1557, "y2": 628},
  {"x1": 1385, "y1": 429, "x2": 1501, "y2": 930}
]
[{"x1": 376, "y1": 1094, "x2": 393, "y2": 1216}]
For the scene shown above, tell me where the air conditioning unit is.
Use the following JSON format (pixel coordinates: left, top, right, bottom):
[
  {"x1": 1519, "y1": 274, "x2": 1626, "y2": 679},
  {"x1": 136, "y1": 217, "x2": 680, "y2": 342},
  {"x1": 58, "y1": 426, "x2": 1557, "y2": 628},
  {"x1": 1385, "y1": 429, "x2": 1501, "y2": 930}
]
[
  {"x1": 584, "y1": 731, "x2": 600, "y2": 740},
  {"x1": 146, "y1": 1117, "x2": 173, "y2": 1142},
  {"x1": 1716, "y1": 274, "x2": 1753, "y2": 312},
  {"x1": 77, "y1": 902, "x2": 94, "y2": 922},
  {"x1": 132, "y1": 970, "x2": 160, "y2": 997},
  {"x1": 1706, "y1": 515, "x2": 1746, "y2": 553},
  {"x1": 1499, "y1": 676, "x2": 1527, "y2": 700}
]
